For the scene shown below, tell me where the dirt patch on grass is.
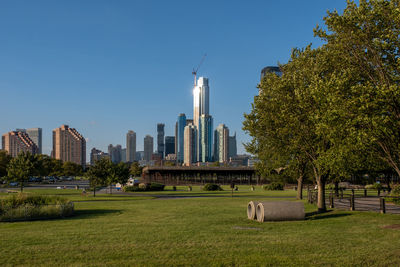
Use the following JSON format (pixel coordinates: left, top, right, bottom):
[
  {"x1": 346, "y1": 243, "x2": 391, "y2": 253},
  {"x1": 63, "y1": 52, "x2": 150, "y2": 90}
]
[
  {"x1": 233, "y1": 226, "x2": 263, "y2": 231},
  {"x1": 382, "y1": 224, "x2": 400, "y2": 230}
]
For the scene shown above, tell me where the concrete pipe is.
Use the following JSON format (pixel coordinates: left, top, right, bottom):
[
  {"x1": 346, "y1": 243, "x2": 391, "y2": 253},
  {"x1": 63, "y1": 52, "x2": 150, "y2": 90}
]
[
  {"x1": 247, "y1": 201, "x2": 259, "y2": 220},
  {"x1": 256, "y1": 202, "x2": 305, "y2": 222}
]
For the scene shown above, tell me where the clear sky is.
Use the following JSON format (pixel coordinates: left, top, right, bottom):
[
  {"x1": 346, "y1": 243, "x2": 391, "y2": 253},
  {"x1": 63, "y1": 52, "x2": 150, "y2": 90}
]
[{"x1": 0, "y1": 0, "x2": 347, "y2": 158}]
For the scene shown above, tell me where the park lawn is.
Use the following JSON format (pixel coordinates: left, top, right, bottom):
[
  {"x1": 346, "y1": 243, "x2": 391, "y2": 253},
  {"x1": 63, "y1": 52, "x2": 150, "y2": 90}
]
[{"x1": 1, "y1": 190, "x2": 400, "y2": 266}]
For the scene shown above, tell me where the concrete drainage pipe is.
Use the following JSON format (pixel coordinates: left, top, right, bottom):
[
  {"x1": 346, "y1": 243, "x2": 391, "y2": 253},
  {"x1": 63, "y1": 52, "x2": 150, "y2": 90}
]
[
  {"x1": 256, "y1": 202, "x2": 305, "y2": 222},
  {"x1": 247, "y1": 201, "x2": 259, "y2": 220}
]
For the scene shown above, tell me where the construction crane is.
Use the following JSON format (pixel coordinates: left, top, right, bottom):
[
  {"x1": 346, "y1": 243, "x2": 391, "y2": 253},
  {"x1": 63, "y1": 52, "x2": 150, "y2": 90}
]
[{"x1": 192, "y1": 54, "x2": 207, "y2": 87}]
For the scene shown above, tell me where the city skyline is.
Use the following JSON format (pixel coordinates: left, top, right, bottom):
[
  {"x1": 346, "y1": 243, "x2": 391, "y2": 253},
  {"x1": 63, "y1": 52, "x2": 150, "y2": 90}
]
[{"x1": 0, "y1": 1, "x2": 348, "y2": 159}]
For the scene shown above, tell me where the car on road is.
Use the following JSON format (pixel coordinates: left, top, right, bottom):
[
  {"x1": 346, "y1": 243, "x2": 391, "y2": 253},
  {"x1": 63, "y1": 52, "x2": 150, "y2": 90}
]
[{"x1": 9, "y1": 182, "x2": 18, "y2": 186}]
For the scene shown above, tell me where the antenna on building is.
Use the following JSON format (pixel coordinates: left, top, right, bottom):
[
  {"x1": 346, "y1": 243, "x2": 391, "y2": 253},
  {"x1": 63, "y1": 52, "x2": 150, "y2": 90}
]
[{"x1": 192, "y1": 53, "x2": 207, "y2": 87}]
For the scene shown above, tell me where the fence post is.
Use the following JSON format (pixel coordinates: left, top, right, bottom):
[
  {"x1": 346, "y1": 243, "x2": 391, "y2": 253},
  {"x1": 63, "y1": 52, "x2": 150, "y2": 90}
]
[
  {"x1": 351, "y1": 189, "x2": 355, "y2": 196},
  {"x1": 329, "y1": 193, "x2": 334, "y2": 208},
  {"x1": 380, "y1": 198, "x2": 386, "y2": 214},
  {"x1": 340, "y1": 189, "x2": 343, "y2": 199},
  {"x1": 378, "y1": 188, "x2": 381, "y2": 197},
  {"x1": 350, "y1": 194, "x2": 355, "y2": 211},
  {"x1": 364, "y1": 189, "x2": 367, "y2": 197}
]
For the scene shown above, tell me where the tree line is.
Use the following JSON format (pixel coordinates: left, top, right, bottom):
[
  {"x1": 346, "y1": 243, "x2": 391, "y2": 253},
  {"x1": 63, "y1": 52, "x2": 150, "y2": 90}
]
[
  {"x1": 0, "y1": 150, "x2": 144, "y2": 193},
  {"x1": 243, "y1": 0, "x2": 400, "y2": 212}
]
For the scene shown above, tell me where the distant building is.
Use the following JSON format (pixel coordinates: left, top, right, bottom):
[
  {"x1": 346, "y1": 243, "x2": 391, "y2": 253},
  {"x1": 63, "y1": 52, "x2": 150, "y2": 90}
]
[
  {"x1": 176, "y1": 113, "x2": 186, "y2": 163},
  {"x1": 90, "y1": 148, "x2": 110, "y2": 165},
  {"x1": 184, "y1": 123, "x2": 197, "y2": 165},
  {"x1": 157, "y1": 123, "x2": 165, "y2": 158},
  {"x1": 144, "y1": 135, "x2": 154, "y2": 162},
  {"x1": 52, "y1": 125, "x2": 86, "y2": 167},
  {"x1": 193, "y1": 77, "x2": 210, "y2": 130},
  {"x1": 164, "y1": 136, "x2": 175, "y2": 156},
  {"x1": 229, "y1": 154, "x2": 250, "y2": 167},
  {"x1": 135, "y1": 151, "x2": 144, "y2": 161},
  {"x1": 260, "y1": 66, "x2": 282, "y2": 80},
  {"x1": 2, "y1": 131, "x2": 39, "y2": 157},
  {"x1": 165, "y1": 153, "x2": 176, "y2": 161},
  {"x1": 199, "y1": 114, "x2": 213, "y2": 162},
  {"x1": 214, "y1": 124, "x2": 229, "y2": 163},
  {"x1": 108, "y1": 144, "x2": 122, "y2": 163},
  {"x1": 16, "y1": 128, "x2": 42, "y2": 154},
  {"x1": 126, "y1": 130, "x2": 136, "y2": 162},
  {"x1": 121, "y1": 148, "x2": 127, "y2": 163},
  {"x1": 228, "y1": 132, "x2": 237, "y2": 158}
]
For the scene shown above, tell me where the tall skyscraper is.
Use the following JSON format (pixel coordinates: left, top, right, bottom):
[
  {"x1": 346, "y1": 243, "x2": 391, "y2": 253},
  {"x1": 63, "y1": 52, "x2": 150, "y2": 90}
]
[
  {"x1": 121, "y1": 148, "x2": 127, "y2": 163},
  {"x1": 108, "y1": 144, "x2": 122, "y2": 163},
  {"x1": 157, "y1": 123, "x2": 165, "y2": 158},
  {"x1": 126, "y1": 130, "x2": 136, "y2": 162},
  {"x1": 15, "y1": 128, "x2": 42, "y2": 154},
  {"x1": 184, "y1": 123, "x2": 197, "y2": 165},
  {"x1": 52, "y1": 125, "x2": 86, "y2": 167},
  {"x1": 228, "y1": 132, "x2": 237, "y2": 158},
  {"x1": 199, "y1": 114, "x2": 213, "y2": 162},
  {"x1": 164, "y1": 136, "x2": 175, "y2": 156},
  {"x1": 193, "y1": 77, "x2": 210, "y2": 129},
  {"x1": 214, "y1": 124, "x2": 229, "y2": 163},
  {"x1": 144, "y1": 135, "x2": 153, "y2": 162},
  {"x1": 176, "y1": 113, "x2": 186, "y2": 163},
  {"x1": 2, "y1": 131, "x2": 39, "y2": 157}
]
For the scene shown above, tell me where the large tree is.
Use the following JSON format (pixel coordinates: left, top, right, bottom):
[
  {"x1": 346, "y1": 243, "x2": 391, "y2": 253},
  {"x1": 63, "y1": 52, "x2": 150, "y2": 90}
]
[
  {"x1": 6, "y1": 152, "x2": 37, "y2": 192},
  {"x1": 107, "y1": 162, "x2": 130, "y2": 194}
]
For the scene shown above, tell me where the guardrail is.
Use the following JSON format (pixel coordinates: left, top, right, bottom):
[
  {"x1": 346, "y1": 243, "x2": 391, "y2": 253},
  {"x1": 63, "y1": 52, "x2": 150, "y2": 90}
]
[{"x1": 307, "y1": 188, "x2": 400, "y2": 214}]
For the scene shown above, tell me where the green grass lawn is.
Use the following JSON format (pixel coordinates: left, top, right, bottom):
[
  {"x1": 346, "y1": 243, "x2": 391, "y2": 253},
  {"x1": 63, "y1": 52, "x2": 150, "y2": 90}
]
[{"x1": 1, "y1": 188, "x2": 400, "y2": 266}]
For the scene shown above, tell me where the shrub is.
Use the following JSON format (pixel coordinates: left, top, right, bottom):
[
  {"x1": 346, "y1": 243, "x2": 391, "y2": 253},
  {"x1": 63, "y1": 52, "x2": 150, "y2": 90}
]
[
  {"x1": 123, "y1": 183, "x2": 165, "y2": 192},
  {"x1": 263, "y1": 182, "x2": 284, "y2": 191},
  {"x1": 202, "y1": 183, "x2": 223, "y2": 191},
  {"x1": 389, "y1": 184, "x2": 400, "y2": 204},
  {"x1": 365, "y1": 183, "x2": 383, "y2": 190},
  {"x1": 0, "y1": 193, "x2": 74, "y2": 222}
]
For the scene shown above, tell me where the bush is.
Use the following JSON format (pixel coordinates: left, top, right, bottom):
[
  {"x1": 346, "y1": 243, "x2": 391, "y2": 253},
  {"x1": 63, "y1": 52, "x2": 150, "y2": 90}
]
[
  {"x1": 365, "y1": 183, "x2": 383, "y2": 190},
  {"x1": 202, "y1": 184, "x2": 223, "y2": 191},
  {"x1": 0, "y1": 193, "x2": 74, "y2": 222},
  {"x1": 263, "y1": 182, "x2": 284, "y2": 191},
  {"x1": 123, "y1": 183, "x2": 165, "y2": 192},
  {"x1": 389, "y1": 184, "x2": 400, "y2": 204}
]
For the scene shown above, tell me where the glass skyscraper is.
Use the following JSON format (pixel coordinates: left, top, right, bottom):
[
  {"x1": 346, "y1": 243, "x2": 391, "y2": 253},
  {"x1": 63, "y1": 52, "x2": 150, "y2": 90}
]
[
  {"x1": 176, "y1": 113, "x2": 186, "y2": 163},
  {"x1": 199, "y1": 114, "x2": 213, "y2": 162}
]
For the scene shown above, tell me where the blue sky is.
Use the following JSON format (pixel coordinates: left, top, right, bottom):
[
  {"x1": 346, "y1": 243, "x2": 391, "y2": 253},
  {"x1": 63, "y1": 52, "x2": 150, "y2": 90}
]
[{"x1": 0, "y1": 0, "x2": 347, "y2": 158}]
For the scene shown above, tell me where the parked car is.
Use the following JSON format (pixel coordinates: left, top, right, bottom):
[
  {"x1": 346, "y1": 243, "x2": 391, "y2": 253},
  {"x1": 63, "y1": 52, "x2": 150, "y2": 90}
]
[{"x1": 9, "y1": 182, "x2": 19, "y2": 186}]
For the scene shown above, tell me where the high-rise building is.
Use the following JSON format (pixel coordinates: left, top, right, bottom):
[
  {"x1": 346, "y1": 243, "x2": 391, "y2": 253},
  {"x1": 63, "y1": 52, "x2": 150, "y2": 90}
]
[
  {"x1": 144, "y1": 135, "x2": 153, "y2": 162},
  {"x1": 90, "y1": 148, "x2": 110, "y2": 165},
  {"x1": 108, "y1": 144, "x2": 122, "y2": 163},
  {"x1": 184, "y1": 123, "x2": 197, "y2": 165},
  {"x1": 214, "y1": 124, "x2": 229, "y2": 163},
  {"x1": 228, "y1": 132, "x2": 237, "y2": 158},
  {"x1": 126, "y1": 130, "x2": 136, "y2": 162},
  {"x1": 199, "y1": 114, "x2": 213, "y2": 162},
  {"x1": 176, "y1": 113, "x2": 186, "y2": 163},
  {"x1": 121, "y1": 148, "x2": 127, "y2": 163},
  {"x1": 193, "y1": 77, "x2": 210, "y2": 129},
  {"x1": 2, "y1": 131, "x2": 39, "y2": 157},
  {"x1": 52, "y1": 125, "x2": 86, "y2": 166},
  {"x1": 157, "y1": 123, "x2": 165, "y2": 158},
  {"x1": 260, "y1": 66, "x2": 282, "y2": 80},
  {"x1": 135, "y1": 151, "x2": 144, "y2": 161},
  {"x1": 164, "y1": 136, "x2": 175, "y2": 157},
  {"x1": 15, "y1": 128, "x2": 42, "y2": 154}
]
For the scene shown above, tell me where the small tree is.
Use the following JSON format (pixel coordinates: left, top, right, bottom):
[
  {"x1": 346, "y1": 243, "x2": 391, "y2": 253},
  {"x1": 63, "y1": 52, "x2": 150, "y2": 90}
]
[
  {"x1": 85, "y1": 158, "x2": 110, "y2": 197},
  {"x1": 6, "y1": 152, "x2": 37, "y2": 192},
  {"x1": 129, "y1": 162, "x2": 143, "y2": 177},
  {"x1": 0, "y1": 150, "x2": 12, "y2": 179},
  {"x1": 108, "y1": 162, "x2": 130, "y2": 194}
]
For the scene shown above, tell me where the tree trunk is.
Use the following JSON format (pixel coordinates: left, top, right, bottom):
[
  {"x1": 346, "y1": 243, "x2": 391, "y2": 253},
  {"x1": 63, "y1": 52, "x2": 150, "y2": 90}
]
[
  {"x1": 20, "y1": 181, "x2": 23, "y2": 192},
  {"x1": 296, "y1": 175, "x2": 303, "y2": 200},
  {"x1": 334, "y1": 181, "x2": 339, "y2": 197},
  {"x1": 317, "y1": 178, "x2": 326, "y2": 212},
  {"x1": 109, "y1": 184, "x2": 112, "y2": 194},
  {"x1": 93, "y1": 186, "x2": 96, "y2": 197}
]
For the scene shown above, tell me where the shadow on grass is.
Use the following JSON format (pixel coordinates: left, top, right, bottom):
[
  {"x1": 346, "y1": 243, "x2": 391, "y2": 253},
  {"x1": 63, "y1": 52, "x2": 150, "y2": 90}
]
[
  {"x1": 306, "y1": 210, "x2": 352, "y2": 220},
  {"x1": 69, "y1": 209, "x2": 122, "y2": 220}
]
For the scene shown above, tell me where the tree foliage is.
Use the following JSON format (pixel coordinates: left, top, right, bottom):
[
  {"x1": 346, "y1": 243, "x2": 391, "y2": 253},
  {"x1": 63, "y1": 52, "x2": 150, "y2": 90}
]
[{"x1": 6, "y1": 152, "x2": 37, "y2": 192}]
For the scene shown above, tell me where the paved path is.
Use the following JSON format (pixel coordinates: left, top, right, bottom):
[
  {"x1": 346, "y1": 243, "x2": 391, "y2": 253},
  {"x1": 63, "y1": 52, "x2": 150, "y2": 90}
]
[{"x1": 326, "y1": 196, "x2": 400, "y2": 214}]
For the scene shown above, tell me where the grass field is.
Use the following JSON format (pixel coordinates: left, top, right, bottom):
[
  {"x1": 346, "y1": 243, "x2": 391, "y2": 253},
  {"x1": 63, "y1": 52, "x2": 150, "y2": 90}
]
[{"x1": 1, "y1": 186, "x2": 400, "y2": 266}]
